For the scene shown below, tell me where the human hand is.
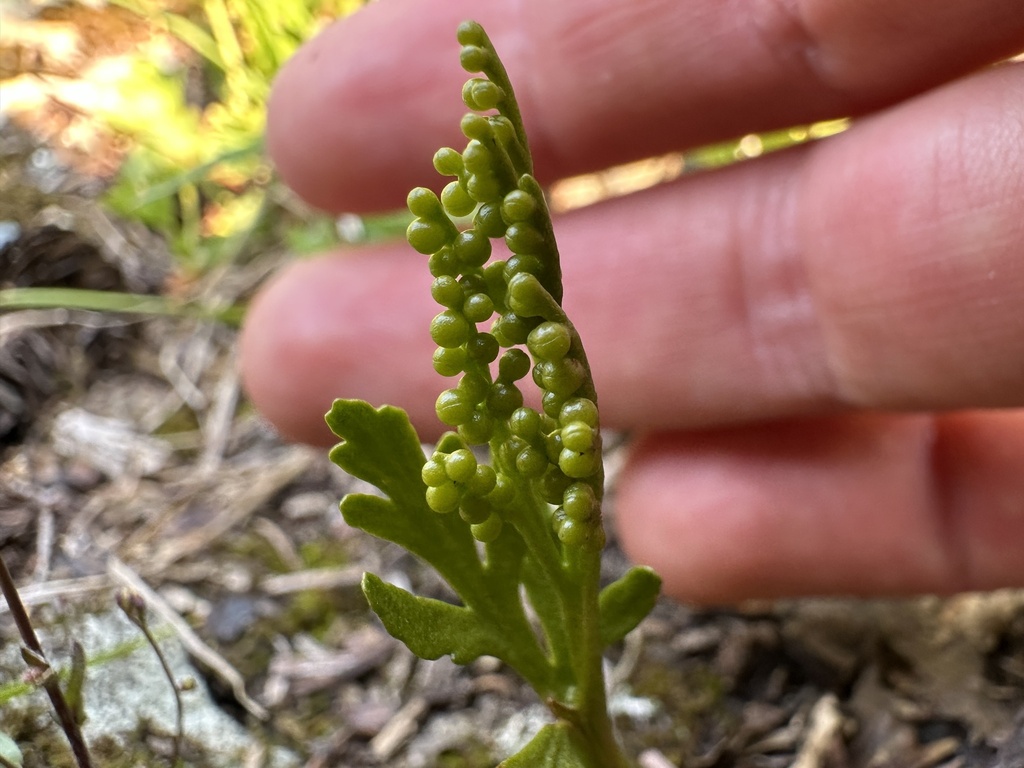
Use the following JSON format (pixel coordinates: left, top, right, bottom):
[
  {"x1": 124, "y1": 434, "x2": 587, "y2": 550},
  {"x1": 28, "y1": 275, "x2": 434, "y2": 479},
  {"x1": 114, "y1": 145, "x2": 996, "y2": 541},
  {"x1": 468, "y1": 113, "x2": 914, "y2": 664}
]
[{"x1": 239, "y1": 0, "x2": 1024, "y2": 604}]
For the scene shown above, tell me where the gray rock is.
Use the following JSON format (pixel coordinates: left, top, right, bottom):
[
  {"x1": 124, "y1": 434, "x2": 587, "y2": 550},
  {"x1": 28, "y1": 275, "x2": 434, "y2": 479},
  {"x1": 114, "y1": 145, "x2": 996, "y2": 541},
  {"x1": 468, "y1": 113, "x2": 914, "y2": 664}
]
[{"x1": 1, "y1": 609, "x2": 299, "y2": 767}]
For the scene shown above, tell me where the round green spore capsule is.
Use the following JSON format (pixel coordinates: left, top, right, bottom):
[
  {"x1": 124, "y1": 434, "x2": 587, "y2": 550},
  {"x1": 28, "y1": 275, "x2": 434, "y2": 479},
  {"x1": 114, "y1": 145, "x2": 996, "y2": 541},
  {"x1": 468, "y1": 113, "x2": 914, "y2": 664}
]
[
  {"x1": 458, "y1": 372, "x2": 489, "y2": 403},
  {"x1": 471, "y1": 79, "x2": 504, "y2": 110},
  {"x1": 431, "y1": 275, "x2": 464, "y2": 309},
  {"x1": 498, "y1": 348, "x2": 531, "y2": 381},
  {"x1": 461, "y1": 113, "x2": 491, "y2": 142},
  {"x1": 532, "y1": 361, "x2": 552, "y2": 390},
  {"x1": 563, "y1": 482, "x2": 597, "y2": 521},
  {"x1": 458, "y1": 411, "x2": 494, "y2": 445},
  {"x1": 471, "y1": 513, "x2": 503, "y2": 543},
  {"x1": 466, "y1": 464, "x2": 497, "y2": 496},
  {"x1": 453, "y1": 230, "x2": 491, "y2": 269},
  {"x1": 456, "y1": 20, "x2": 486, "y2": 47},
  {"x1": 561, "y1": 421, "x2": 596, "y2": 453},
  {"x1": 558, "y1": 447, "x2": 599, "y2": 479},
  {"x1": 433, "y1": 346, "x2": 467, "y2": 377},
  {"x1": 492, "y1": 313, "x2": 533, "y2": 347},
  {"x1": 542, "y1": 390, "x2": 568, "y2": 419},
  {"x1": 474, "y1": 202, "x2": 507, "y2": 238},
  {"x1": 426, "y1": 481, "x2": 460, "y2": 514},
  {"x1": 507, "y1": 273, "x2": 553, "y2": 318},
  {"x1": 501, "y1": 189, "x2": 537, "y2": 224},
  {"x1": 559, "y1": 397, "x2": 599, "y2": 427},
  {"x1": 441, "y1": 180, "x2": 476, "y2": 217},
  {"x1": 545, "y1": 429, "x2": 564, "y2": 463},
  {"x1": 460, "y1": 272, "x2": 487, "y2": 294},
  {"x1": 467, "y1": 173, "x2": 501, "y2": 203},
  {"x1": 515, "y1": 446, "x2": 548, "y2": 478},
  {"x1": 463, "y1": 141, "x2": 491, "y2": 175},
  {"x1": 502, "y1": 254, "x2": 543, "y2": 281},
  {"x1": 407, "y1": 219, "x2": 451, "y2": 255},
  {"x1": 486, "y1": 381, "x2": 523, "y2": 417},
  {"x1": 462, "y1": 78, "x2": 483, "y2": 110},
  {"x1": 498, "y1": 435, "x2": 527, "y2": 467},
  {"x1": 420, "y1": 459, "x2": 448, "y2": 488},
  {"x1": 538, "y1": 466, "x2": 572, "y2": 505},
  {"x1": 428, "y1": 247, "x2": 457, "y2": 278},
  {"x1": 466, "y1": 332, "x2": 499, "y2": 363},
  {"x1": 433, "y1": 147, "x2": 463, "y2": 177},
  {"x1": 459, "y1": 44, "x2": 490, "y2": 73},
  {"x1": 557, "y1": 518, "x2": 588, "y2": 547},
  {"x1": 541, "y1": 358, "x2": 586, "y2": 396},
  {"x1": 528, "y1": 322, "x2": 572, "y2": 362},
  {"x1": 509, "y1": 407, "x2": 541, "y2": 439},
  {"x1": 445, "y1": 449, "x2": 478, "y2": 484},
  {"x1": 407, "y1": 187, "x2": 442, "y2": 218},
  {"x1": 463, "y1": 78, "x2": 503, "y2": 112},
  {"x1": 436, "y1": 389, "x2": 474, "y2": 426},
  {"x1": 505, "y1": 222, "x2": 545, "y2": 254},
  {"x1": 490, "y1": 116, "x2": 515, "y2": 145},
  {"x1": 482, "y1": 261, "x2": 507, "y2": 301},
  {"x1": 430, "y1": 311, "x2": 471, "y2": 348},
  {"x1": 488, "y1": 473, "x2": 514, "y2": 507},
  {"x1": 459, "y1": 495, "x2": 491, "y2": 524}
]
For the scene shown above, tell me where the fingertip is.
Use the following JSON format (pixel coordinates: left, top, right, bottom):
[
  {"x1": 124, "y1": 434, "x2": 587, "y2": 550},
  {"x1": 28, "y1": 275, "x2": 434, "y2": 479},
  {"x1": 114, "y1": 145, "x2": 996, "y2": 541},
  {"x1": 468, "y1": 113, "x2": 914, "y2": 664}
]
[
  {"x1": 615, "y1": 417, "x2": 951, "y2": 604},
  {"x1": 239, "y1": 251, "x2": 443, "y2": 445},
  {"x1": 239, "y1": 257, "x2": 342, "y2": 445},
  {"x1": 615, "y1": 433, "x2": 772, "y2": 605},
  {"x1": 266, "y1": 1, "x2": 484, "y2": 213}
]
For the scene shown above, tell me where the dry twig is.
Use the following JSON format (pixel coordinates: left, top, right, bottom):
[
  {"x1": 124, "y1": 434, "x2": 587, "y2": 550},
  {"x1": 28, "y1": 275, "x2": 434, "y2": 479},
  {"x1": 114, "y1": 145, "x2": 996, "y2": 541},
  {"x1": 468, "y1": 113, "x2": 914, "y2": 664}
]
[{"x1": 107, "y1": 556, "x2": 269, "y2": 720}]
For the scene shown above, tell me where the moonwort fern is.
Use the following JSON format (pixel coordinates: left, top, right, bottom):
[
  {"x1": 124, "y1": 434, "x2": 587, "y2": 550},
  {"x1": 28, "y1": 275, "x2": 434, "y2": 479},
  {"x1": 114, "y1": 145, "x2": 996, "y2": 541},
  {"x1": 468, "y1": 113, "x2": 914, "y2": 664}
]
[{"x1": 326, "y1": 20, "x2": 661, "y2": 767}]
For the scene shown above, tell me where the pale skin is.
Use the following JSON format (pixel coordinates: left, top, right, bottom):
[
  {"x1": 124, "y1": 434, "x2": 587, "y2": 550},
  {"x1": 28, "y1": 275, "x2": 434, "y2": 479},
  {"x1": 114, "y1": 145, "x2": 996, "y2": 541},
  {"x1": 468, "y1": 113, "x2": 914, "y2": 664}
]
[{"x1": 239, "y1": 0, "x2": 1024, "y2": 604}]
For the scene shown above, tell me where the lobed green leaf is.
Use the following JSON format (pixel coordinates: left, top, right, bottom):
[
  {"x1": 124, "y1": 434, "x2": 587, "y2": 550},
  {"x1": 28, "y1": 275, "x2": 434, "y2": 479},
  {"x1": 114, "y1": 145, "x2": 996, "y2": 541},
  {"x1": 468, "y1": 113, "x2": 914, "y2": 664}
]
[
  {"x1": 362, "y1": 574, "x2": 496, "y2": 664},
  {"x1": 497, "y1": 723, "x2": 590, "y2": 768},
  {"x1": 327, "y1": 399, "x2": 552, "y2": 690},
  {"x1": 598, "y1": 566, "x2": 663, "y2": 647},
  {"x1": 328, "y1": 399, "x2": 484, "y2": 596}
]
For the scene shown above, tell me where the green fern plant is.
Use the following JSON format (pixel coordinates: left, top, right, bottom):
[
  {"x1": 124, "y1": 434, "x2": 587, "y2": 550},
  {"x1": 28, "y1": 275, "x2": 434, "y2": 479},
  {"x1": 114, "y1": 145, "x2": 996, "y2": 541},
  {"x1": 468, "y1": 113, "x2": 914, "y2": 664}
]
[{"x1": 326, "y1": 21, "x2": 660, "y2": 767}]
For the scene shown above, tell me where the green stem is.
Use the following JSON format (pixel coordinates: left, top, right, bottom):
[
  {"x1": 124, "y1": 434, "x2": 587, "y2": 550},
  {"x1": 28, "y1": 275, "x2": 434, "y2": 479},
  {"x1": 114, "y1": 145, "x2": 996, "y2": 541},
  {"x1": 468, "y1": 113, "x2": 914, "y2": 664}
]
[
  {"x1": 557, "y1": 542, "x2": 631, "y2": 768},
  {"x1": 467, "y1": 583, "x2": 553, "y2": 696}
]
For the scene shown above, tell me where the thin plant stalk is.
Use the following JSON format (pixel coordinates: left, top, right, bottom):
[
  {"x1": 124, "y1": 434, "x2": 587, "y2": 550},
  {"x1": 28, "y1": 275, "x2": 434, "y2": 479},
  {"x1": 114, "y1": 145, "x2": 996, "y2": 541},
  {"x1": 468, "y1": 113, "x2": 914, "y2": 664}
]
[
  {"x1": 117, "y1": 589, "x2": 185, "y2": 766},
  {"x1": 0, "y1": 552, "x2": 94, "y2": 768}
]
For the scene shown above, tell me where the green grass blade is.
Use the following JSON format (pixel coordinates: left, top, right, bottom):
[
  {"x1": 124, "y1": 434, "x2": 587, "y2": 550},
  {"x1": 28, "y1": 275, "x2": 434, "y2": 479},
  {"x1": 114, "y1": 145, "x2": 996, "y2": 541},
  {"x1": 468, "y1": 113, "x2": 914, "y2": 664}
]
[
  {"x1": 0, "y1": 288, "x2": 245, "y2": 327},
  {"x1": 161, "y1": 13, "x2": 225, "y2": 70},
  {"x1": 131, "y1": 139, "x2": 265, "y2": 209}
]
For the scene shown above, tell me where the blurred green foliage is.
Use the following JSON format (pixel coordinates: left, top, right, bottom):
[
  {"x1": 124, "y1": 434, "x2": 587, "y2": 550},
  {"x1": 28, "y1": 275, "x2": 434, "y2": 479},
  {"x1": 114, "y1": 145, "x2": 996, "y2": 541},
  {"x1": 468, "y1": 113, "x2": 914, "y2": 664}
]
[{"x1": 100, "y1": 0, "x2": 368, "y2": 276}]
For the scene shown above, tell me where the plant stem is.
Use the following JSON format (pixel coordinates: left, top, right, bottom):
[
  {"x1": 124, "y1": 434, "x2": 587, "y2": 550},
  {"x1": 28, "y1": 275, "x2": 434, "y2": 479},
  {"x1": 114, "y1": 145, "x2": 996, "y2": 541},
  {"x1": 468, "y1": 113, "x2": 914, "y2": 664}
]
[
  {"x1": 566, "y1": 545, "x2": 633, "y2": 768},
  {"x1": 138, "y1": 618, "x2": 184, "y2": 765},
  {"x1": 116, "y1": 587, "x2": 186, "y2": 766},
  {"x1": 0, "y1": 552, "x2": 94, "y2": 768}
]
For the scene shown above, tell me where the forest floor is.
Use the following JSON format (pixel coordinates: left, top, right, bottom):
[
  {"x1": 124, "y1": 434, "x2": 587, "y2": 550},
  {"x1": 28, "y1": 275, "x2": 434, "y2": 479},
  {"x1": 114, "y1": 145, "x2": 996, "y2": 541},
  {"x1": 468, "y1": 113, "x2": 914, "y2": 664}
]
[{"x1": 2, "y1": 4, "x2": 1024, "y2": 768}]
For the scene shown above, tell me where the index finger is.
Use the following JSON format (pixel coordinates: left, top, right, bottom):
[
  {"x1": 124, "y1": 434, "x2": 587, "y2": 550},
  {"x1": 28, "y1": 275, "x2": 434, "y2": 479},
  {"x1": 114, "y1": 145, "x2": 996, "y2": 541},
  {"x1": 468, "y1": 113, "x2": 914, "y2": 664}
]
[{"x1": 267, "y1": 0, "x2": 1024, "y2": 212}]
